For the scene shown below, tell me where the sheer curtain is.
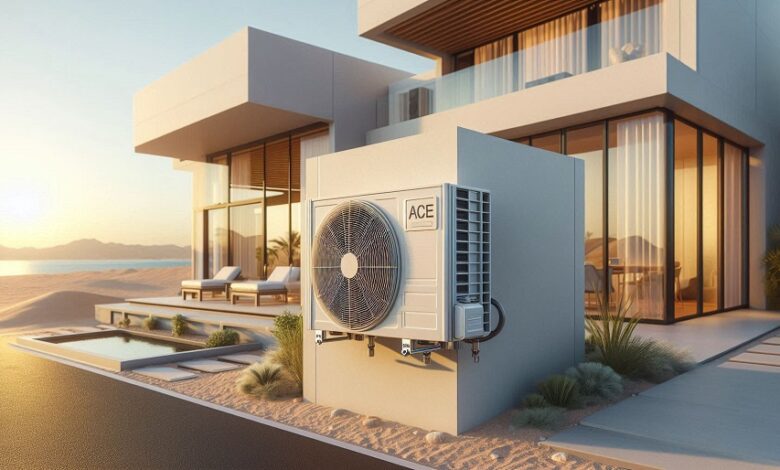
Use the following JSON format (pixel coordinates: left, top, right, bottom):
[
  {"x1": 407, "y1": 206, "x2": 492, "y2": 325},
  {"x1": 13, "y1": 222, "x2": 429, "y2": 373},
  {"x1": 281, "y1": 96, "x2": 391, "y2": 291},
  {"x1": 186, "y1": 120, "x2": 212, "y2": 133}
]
[
  {"x1": 473, "y1": 35, "x2": 514, "y2": 101},
  {"x1": 518, "y1": 9, "x2": 588, "y2": 87},
  {"x1": 609, "y1": 112, "x2": 666, "y2": 319},
  {"x1": 600, "y1": 0, "x2": 662, "y2": 67},
  {"x1": 724, "y1": 143, "x2": 744, "y2": 308}
]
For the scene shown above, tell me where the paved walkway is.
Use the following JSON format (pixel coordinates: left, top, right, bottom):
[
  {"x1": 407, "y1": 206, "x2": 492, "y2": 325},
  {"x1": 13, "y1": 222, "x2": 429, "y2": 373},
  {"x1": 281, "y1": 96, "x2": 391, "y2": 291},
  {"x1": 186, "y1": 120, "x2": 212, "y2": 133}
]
[
  {"x1": 636, "y1": 309, "x2": 780, "y2": 362},
  {"x1": 547, "y1": 321, "x2": 780, "y2": 469}
]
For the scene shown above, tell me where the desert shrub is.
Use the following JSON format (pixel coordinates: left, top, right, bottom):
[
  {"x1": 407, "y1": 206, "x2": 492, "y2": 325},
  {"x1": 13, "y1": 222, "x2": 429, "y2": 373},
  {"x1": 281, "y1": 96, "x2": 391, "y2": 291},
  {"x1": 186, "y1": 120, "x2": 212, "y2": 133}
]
[
  {"x1": 764, "y1": 225, "x2": 780, "y2": 309},
  {"x1": 272, "y1": 312, "x2": 303, "y2": 387},
  {"x1": 631, "y1": 340, "x2": 695, "y2": 383},
  {"x1": 587, "y1": 292, "x2": 694, "y2": 382},
  {"x1": 206, "y1": 328, "x2": 239, "y2": 348},
  {"x1": 117, "y1": 315, "x2": 130, "y2": 328},
  {"x1": 565, "y1": 362, "x2": 623, "y2": 403},
  {"x1": 171, "y1": 314, "x2": 186, "y2": 337},
  {"x1": 521, "y1": 393, "x2": 548, "y2": 408},
  {"x1": 511, "y1": 407, "x2": 565, "y2": 430},
  {"x1": 236, "y1": 362, "x2": 282, "y2": 399},
  {"x1": 585, "y1": 293, "x2": 644, "y2": 377},
  {"x1": 142, "y1": 315, "x2": 157, "y2": 331},
  {"x1": 537, "y1": 375, "x2": 580, "y2": 409}
]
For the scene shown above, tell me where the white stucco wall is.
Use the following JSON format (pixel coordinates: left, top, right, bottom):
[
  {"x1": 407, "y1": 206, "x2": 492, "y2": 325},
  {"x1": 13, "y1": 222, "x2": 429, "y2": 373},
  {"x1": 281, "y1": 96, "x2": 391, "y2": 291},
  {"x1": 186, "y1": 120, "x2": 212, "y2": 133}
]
[{"x1": 303, "y1": 127, "x2": 583, "y2": 434}]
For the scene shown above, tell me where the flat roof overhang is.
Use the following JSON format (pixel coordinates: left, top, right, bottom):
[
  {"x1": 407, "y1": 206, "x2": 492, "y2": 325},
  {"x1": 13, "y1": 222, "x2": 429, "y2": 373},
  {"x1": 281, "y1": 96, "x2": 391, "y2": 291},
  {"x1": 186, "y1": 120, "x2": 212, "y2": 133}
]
[
  {"x1": 367, "y1": 54, "x2": 770, "y2": 150},
  {"x1": 134, "y1": 28, "x2": 336, "y2": 162},
  {"x1": 360, "y1": 0, "x2": 595, "y2": 57}
]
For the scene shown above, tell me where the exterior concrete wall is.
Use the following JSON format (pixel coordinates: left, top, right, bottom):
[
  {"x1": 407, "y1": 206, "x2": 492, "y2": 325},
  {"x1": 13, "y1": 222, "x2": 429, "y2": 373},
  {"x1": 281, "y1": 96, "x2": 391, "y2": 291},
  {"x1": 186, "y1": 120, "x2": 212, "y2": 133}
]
[
  {"x1": 455, "y1": 129, "x2": 584, "y2": 431},
  {"x1": 303, "y1": 128, "x2": 583, "y2": 434},
  {"x1": 135, "y1": 27, "x2": 411, "y2": 160}
]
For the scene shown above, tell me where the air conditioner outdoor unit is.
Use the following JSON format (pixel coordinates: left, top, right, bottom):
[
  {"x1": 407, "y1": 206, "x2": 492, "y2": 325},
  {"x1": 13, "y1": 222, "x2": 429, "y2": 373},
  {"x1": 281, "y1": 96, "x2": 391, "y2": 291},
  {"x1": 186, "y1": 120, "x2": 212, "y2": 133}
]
[
  {"x1": 400, "y1": 86, "x2": 432, "y2": 120},
  {"x1": 308, "y1": 184, "x2": 494, "y2": 359}
]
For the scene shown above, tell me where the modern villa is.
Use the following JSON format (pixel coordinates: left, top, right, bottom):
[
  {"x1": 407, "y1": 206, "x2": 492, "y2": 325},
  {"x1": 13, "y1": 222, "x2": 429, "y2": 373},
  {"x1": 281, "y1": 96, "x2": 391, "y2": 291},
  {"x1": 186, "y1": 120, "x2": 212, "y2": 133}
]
[{"x1": 122, "y1": 0, "x2": 780, "y2": 433}]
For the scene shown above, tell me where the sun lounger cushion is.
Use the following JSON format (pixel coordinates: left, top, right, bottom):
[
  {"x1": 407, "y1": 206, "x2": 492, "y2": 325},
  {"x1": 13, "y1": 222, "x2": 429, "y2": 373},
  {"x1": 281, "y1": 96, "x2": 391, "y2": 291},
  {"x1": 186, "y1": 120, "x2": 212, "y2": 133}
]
[
  {"x1": 182, "y1": 279, "x2": 229, "y2": 289},
  {"x1": 230, "y1": 281, "x2": 287, "y2": 292},
  {"x1": 214, "y1": 266, "x2": 241, "y2": 281},
  {"x1": 267, "y1": 266, "x2": 293, "y2": 283}
]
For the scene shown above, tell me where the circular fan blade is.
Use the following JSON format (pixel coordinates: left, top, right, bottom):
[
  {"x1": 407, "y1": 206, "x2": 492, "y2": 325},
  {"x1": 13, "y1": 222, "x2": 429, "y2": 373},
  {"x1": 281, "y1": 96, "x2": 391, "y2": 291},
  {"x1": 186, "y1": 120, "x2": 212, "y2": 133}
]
[{"x1": 311, "y1": 200, "x2": 401, "y2": 331}]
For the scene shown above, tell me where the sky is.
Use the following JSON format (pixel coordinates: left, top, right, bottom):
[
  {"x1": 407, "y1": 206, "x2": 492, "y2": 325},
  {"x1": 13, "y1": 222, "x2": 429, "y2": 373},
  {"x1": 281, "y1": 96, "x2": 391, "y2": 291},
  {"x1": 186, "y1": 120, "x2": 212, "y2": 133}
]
[{"x1": 0, "y1": 0, "x2": 432, "y2": 249}]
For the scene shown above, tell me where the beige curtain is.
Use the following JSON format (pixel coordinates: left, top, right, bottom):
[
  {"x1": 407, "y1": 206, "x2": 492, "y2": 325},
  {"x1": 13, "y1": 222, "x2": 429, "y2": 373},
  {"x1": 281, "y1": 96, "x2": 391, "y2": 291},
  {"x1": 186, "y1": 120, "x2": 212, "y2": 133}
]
[
  {"x1": 518, "y1": 9, "x2": 588, "y2": 87},
  {"x1": 610, "y1": 112, "x2": 666, "y2": 319},
  {"x1": 601, "y1": 0, "x2": 662, "y2": 67},
  {"x1": 723, "y1": 143, "x2": 744, "y2": 308},
  {"x1": 473, "y1": 35, "x2": 514, "y2": 100}
]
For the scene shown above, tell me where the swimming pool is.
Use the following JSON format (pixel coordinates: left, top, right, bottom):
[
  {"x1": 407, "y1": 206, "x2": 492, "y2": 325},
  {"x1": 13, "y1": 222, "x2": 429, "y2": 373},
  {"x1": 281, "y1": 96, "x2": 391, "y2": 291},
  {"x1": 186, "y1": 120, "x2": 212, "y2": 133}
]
[
  {"x1": 46, "y1": 331, "x2": 201, "y2": 361},
  {"x1": 17, "y1": 329, "x2": 259, "y2": 371}
]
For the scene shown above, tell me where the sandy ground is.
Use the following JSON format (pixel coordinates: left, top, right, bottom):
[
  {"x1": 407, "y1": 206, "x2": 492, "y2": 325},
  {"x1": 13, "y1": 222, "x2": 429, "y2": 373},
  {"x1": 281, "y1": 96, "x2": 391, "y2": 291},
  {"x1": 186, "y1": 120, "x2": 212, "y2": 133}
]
[
  {"x1": 124, "y1": 365, "x2": 644, "y2": 469},
  {"x1": 3, "y1": 267, "x2": 635, "y2": 468},
  {"x1": 0, "y1": 267, "x2": 188, "y2": 333}
]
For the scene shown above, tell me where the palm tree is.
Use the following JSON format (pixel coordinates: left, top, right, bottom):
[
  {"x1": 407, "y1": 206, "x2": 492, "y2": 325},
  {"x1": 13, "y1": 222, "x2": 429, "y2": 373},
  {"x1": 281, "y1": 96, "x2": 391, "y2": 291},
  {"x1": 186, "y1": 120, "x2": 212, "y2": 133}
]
[{"x1": 267, "y1": 231, "x2": 301, "y2": 266}]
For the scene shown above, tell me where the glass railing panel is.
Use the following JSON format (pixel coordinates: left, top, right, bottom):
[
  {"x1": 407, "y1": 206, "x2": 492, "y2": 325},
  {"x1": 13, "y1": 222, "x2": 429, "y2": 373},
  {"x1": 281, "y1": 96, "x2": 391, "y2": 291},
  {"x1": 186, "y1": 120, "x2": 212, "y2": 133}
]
[{"x1": 381, "y1": 1, "x2": 662, "y2": 126}]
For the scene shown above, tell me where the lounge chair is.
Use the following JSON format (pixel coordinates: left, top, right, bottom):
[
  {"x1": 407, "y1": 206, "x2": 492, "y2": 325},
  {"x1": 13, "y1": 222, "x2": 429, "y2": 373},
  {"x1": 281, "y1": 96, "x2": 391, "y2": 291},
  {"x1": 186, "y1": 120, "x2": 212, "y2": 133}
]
[
  {"x1": 230, "y1": 266, "x2": 300, "y2": 306},
  {"x1": 181, "y1": 266, "x2": 241, "y2": 301}
]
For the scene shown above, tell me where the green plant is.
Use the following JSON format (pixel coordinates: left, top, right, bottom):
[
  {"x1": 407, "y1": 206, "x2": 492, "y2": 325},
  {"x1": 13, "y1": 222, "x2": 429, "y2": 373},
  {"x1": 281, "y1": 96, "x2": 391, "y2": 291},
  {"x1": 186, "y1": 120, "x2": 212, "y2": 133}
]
[
  {"x1": 521, "y1": 393, "x2": 548, "y2": 408},
  {"x1": 764, "y1": 225, "x2": 780, "y2": 308},
  {"x1": 565, "y1": 362, "x2": 623, "y2": 402},
  {"x1": 236, "y1": 362, "x2": 282, "y2": 399},
  {"x1": 511, "y1": 407, "x2": 565, "y2": 430},
  {"x1": 117, "y1": 315, "x2": 130, "y2": 328},
  {"x1": 206, "y1": 328, "x2": 239, "y2": 347},
  {"x1": 585, "y1": 293, "x2": 645, "y2": 377},
  {"x1": 171, "y1": 314, "x2": 186, "y2": 337},
  {"x1": 631, "y1": 340, "x2": 694, "y2": 383},
  {"x1": 537, "y1": 375, "x2": 580, "y2": 409},
  {"x1": 142, "y1": 315, "x2": 157, "y2": 331},
  {"x1": 272, "y1": 312, "x2": 303, "y2": 387},
  {"x1": 267, "y1": 231, "x2": 301, "y2": 266},
  {"x1": 586, "y1": 291, "x2": 694, "y2": 382}
]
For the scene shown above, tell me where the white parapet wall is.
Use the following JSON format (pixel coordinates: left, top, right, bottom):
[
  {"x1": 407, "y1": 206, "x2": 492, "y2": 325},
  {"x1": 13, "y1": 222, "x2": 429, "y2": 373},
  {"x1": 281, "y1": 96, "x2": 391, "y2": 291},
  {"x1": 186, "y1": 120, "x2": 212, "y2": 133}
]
[{"x1": 302, "y1": 127, "x2": 583, "y2": 434}]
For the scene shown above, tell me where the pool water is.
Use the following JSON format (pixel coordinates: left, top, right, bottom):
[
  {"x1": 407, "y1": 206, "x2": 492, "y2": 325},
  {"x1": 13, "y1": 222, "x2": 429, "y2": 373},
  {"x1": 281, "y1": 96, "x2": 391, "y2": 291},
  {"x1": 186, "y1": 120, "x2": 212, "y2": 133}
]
[{"x1": 49, "y1": 332, "x2": 200, "y2": 360}]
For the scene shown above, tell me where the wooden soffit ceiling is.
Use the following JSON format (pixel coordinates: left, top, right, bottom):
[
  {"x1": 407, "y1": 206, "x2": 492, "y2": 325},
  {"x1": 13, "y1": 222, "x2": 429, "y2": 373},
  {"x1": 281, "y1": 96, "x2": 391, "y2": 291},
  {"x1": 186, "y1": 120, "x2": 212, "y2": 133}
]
[{"x1": 385, "y1": 0, "x2": 597, "y2": 55}]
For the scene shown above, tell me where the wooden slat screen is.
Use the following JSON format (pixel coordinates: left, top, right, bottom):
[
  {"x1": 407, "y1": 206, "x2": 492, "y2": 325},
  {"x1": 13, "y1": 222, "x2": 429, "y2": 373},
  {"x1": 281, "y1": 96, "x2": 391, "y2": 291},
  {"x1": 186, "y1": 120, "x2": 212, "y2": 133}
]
[{"x1": 386, "y1": 0, "x2": 596, "y2": 54}]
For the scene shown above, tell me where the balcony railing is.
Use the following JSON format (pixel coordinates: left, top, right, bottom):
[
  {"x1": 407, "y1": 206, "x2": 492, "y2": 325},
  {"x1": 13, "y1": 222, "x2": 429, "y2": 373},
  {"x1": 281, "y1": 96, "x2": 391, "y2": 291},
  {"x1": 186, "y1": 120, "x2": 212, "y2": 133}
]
[{"x1": 378, "y1": 2, "x2": 662, "y2": 127}]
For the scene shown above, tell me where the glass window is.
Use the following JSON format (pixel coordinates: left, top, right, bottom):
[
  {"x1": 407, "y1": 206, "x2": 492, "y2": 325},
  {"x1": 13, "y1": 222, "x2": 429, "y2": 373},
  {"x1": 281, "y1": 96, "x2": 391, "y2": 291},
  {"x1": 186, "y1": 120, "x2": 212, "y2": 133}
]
[
  {"x1": 230, "y1": 146, "x2": 264, "y2": 202},
  {"x1": 566, "y1": 125, "x2": 605, "y2": 313},
  {"x1": 229, "y1": 204, "x2": 263, "y2": 279},
  {"x1": 519, "y1": 8, "x2": 589, "y2": 87},
  {"x1": 724, "y1": 143, "x2": 744, "y2": 308},
  {"x1": 702, "y1": 133, "x2": 720, "y2": 313},
  {"x1": 599, "y1": 0, "x2": 663, "y2": 67},
  {"x1": 608, "y1": 112, "x2": 666, "y2": 320},
  {"x1": 265, "y1": 139, "x2": 291, "y2": 275},
  {"x1": 291, "y1": 136, "x2": 302, "y2": 267},
  {"x1": 673, "y1": 120, "x2": 699, "y2": 318},
  {"x1": 194, "y1": 156, "x2": 228, "y2": 208},
  {"x1": 206, "y1": 208, "x2": 228, "y2": 278},
  {"x1": 531, "y1": 132, "x2": 561, "y2": 153}
]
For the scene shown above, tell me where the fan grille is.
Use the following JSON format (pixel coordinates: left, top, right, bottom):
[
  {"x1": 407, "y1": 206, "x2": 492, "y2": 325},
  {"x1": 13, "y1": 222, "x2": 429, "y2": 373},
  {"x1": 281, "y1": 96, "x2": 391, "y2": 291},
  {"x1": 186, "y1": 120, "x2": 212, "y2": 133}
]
[{"x1": 311, "y1": 200, "x2": 401, "y2": 331}]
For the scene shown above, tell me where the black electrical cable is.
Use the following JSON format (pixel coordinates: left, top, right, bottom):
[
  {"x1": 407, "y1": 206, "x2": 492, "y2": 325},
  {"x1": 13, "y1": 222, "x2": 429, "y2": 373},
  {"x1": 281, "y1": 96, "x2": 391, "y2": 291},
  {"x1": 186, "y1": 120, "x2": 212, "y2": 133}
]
[{"x1": 466, "y1": 297, "x2": 505, "y2": 344}]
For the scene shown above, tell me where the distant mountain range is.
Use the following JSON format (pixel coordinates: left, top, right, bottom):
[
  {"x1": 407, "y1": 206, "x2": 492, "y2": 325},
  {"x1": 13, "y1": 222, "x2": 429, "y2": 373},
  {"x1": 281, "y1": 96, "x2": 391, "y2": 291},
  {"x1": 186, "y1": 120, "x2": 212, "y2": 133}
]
[{"x1": 0, "y1": 239, "x2": 191, "y2": 260}]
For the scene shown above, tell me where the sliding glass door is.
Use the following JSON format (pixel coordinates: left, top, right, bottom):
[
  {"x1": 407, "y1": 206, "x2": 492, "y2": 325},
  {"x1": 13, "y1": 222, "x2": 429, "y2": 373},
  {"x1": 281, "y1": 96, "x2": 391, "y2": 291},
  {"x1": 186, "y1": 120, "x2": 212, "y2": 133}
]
[
  {"x1": 724, "y1": 143, "x2": 745, "y2": 309},
  {"x1": 674, "y1": 120, "x2": 699, "y2": 318},
  {"x1": 702, "y1": 133, "x2": 720, "y2": 314},
  {"x1": 522, "y1": 109, "x2": 747, "y2": 322},
  {"x1": 608, "y1": 112, "x2": 666, "y2": 320}
]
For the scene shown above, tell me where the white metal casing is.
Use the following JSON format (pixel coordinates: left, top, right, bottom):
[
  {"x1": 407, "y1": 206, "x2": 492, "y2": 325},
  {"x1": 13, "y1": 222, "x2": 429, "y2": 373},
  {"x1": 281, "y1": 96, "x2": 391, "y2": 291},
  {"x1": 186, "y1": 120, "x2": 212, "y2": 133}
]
[{"x1": 307, "y1": 183, "x2": 490, "y2": 342}]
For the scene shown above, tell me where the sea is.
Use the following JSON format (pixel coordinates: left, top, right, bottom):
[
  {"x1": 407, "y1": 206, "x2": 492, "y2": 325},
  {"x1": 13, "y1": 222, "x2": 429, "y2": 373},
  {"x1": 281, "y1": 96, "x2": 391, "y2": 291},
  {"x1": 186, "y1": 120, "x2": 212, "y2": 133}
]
[{"x1": 0, "y1": 259, "x2": 191, "y2": 277}]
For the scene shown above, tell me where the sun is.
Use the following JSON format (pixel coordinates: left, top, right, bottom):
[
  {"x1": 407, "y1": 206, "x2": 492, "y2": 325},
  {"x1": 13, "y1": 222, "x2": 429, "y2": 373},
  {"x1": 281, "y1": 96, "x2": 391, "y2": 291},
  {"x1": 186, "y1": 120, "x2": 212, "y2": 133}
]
[{"x1": 0, "y1": 179, "x2": 47, "y2": 226}]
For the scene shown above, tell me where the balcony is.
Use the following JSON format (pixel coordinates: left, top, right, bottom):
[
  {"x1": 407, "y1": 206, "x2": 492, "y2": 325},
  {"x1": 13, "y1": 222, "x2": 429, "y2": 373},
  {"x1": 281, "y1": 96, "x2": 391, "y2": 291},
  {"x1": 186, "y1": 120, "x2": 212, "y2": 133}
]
[{"x1": 378, "y1": 1, "x2": 663, "y2": 127}]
